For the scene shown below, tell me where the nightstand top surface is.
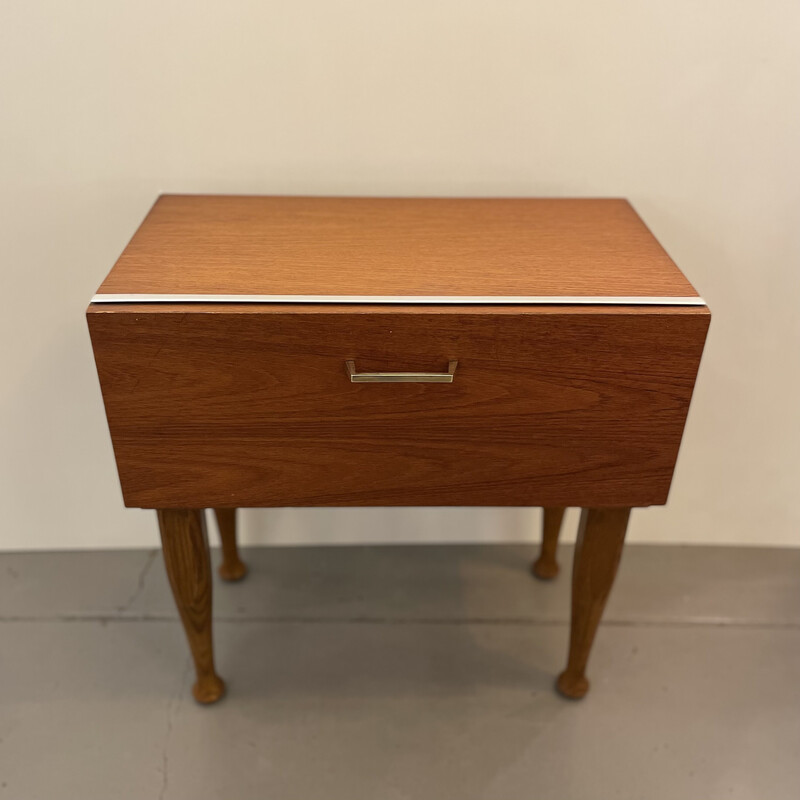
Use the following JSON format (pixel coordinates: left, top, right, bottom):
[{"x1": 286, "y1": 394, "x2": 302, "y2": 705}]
[{"x1": 95, "y1": 195, "x2": 700, "y2": 303}]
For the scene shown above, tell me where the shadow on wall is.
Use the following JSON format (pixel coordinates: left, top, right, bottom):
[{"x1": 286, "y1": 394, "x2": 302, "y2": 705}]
[{"x1": 238, "y1": 506, "x2": 555, "y2": 546}]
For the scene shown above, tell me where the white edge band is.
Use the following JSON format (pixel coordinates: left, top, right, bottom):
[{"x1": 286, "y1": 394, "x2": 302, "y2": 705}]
[{"x1": 91, "y1": 294, "x2": 706, "y2": 306}]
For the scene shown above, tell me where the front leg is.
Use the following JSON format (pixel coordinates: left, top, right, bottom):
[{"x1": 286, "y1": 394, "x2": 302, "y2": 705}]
[
  {"x1": 158, "y1": 509, "x2": 225, "y2": 704},
  {"x1": 557, "y1": 508, "x2": 630, "y2": 699}
]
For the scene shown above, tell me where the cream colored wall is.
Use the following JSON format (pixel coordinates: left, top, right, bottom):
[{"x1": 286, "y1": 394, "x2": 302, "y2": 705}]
[{"x1": 2, "y1": 2, "x2": 798, "y2": 549}]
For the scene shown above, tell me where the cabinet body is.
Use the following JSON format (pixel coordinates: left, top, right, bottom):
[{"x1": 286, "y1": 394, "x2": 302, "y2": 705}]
[{"x1": 86, "y1": 194, "x2": 710, "y2": 702}]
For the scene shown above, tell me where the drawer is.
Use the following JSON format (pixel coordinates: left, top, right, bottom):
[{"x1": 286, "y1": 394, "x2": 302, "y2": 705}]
[{"x1": 87, "y1": 303, "x2": 709, "y2": 509}]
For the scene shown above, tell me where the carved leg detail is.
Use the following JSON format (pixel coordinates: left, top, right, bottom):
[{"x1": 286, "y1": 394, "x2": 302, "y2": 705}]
[
  {"x1": 532, "y1": 507, "x2": 566, "y2": 580},
  {"x1": 213, "y1": 508, "x2": 247, "y2": 581},
  {"x1": 557, "y1": 507, "x2": 630, "y2": 700},
  {"x1": 158, "y1": 509, "x2": 225, "y2": 705}
]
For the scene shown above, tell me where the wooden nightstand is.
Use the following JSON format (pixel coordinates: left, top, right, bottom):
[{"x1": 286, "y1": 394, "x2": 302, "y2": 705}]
[{"x1": 87, "y1": 195, "x2": 709, "y2": 703}]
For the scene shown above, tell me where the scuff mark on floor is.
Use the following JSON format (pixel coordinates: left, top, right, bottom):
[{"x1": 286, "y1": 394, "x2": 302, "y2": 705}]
[
  {"x1": 117, "y1": 549, "x2": 158, "y2": 614},
  {"x1": 159, "y1": 658, "x2": 190, "y2": 800}
]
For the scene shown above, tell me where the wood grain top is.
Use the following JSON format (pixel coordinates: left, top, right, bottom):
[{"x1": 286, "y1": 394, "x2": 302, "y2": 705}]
[{"x1": 96, "y1": 195, "x2": 700, "y2": 300}]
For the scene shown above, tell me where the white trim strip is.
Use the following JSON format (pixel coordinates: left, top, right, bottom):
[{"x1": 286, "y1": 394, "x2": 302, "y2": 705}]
[{"x1": 91, "y1": 293, "x2": 706, "y2": 306}]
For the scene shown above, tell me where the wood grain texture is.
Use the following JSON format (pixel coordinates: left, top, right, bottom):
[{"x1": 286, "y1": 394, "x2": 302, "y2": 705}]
[
  {"x1": 157, "y1": 509, "x2": 225, "y2": 704},
  {"x1": 212, "y1": 508, "x2": 246, "y2": 581},
  {"x1": 87, "y1": 304, "x2": 709, "y2": 509},
  {"x1": 532, "y1": 507, "x2": 566, "y2": 580},
  {"x1": 557, "y1": 508, "x2": 630, "y2": 699},
  {"x1": 96, "y1": 196, "x2": 699, "y2": 299}
]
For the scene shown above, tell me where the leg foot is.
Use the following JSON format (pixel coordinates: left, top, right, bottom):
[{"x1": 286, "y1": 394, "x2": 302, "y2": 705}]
[
  {"x1": 158, "y1": 509, "x2": 225, "y2": 704},
  {"x1": 532, "y1": 507, "x2": 565, "y2": 580},
  {"x1": 556, "y1": 670, "x2": 589, "y2": 700},
  {"x1": 559, "y1": 507, "x2": 630, "y2": 699},
  {"x1": 193, "y1": 673, "x2": 226, "y2": 705},
  {"x1": 213, "y1": 508, "x2": 247, "y2": 581}
]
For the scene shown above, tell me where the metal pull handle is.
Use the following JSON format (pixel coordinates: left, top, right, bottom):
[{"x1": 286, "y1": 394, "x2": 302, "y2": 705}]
[{"x1": 346, "y1": 360, "x2": 458, "y2": 383}]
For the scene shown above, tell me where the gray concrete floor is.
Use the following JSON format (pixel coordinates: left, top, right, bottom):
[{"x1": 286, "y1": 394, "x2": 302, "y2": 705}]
[{"x1": 1, "y1": 544, "x2": 799, "y2": 799}]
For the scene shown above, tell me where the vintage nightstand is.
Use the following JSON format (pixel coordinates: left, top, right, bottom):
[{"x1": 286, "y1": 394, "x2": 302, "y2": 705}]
[{"x1": 87, "y1": 196, "x2": 709, "y2": 703}]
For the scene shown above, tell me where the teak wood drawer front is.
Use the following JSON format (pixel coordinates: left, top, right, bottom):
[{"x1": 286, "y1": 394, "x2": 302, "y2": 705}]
[{"x1": 87, "y1": 304, "x2": 709, "y2": 509}]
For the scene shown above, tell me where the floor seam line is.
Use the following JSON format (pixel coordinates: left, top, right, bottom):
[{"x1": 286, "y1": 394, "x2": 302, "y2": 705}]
[{"x1": 2, "y1": 616, "x2": 800, "y2": 630}]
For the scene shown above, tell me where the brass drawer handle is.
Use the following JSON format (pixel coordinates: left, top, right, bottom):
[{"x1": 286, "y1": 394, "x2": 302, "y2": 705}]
[{"x1": 346, "y1": 360, "x2": 458, "y2": 383}]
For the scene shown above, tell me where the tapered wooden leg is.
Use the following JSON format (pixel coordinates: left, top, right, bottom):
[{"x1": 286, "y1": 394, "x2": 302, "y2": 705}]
[
  {"x1": 157, "y1": 509, "x2": 225, "y2": 705},
  {"x1": 532, "y1": 507, "x2": 566, "y2": 579},
  {"x1": 557, "y1": 507, "x2": 630, "y2": 700},
  {"x1": 213, "y1": 508, "x2": 247, "y2": 581}
]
